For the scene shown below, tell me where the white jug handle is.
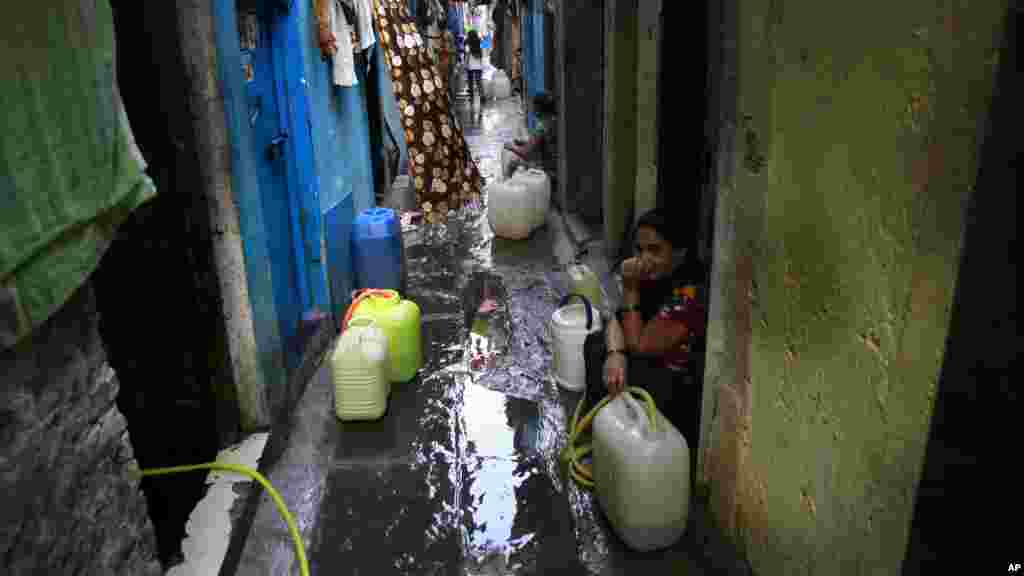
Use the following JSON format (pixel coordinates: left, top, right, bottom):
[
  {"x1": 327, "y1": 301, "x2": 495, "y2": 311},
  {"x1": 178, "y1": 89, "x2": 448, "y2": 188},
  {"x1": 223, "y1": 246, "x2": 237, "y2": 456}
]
[
  {"x1": 622, "y1": 393, "x2": 644, "y2": 429},
  {"x1": 624, "y1": 387, "x2": 659, "y2": 434}
]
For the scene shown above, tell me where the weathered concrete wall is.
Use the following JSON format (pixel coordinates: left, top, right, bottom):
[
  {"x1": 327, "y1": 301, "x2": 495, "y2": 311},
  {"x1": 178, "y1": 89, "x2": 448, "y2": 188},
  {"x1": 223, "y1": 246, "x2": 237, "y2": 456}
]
[
  {"x1": 0, "y1": 281, "x2": 162, "y2": 575},
  {"x1": 700, "y1": 0, "x2": 1007, "y2": 573},
  {"x1": 184, "y1": 0, "x2": 273, "y2": 431},
  {"x1": 97, "y1": 1, "x2": 240, "y2": 563},
  {"x1": 904, "y1": 8, "x2": 1018, "y2": 568},
  {"x1": 602, "y1": 0, "x2": 637, "y2": 258},
  {"x1": 632, "y1": 0, "x2": 660, "y2": 225}
]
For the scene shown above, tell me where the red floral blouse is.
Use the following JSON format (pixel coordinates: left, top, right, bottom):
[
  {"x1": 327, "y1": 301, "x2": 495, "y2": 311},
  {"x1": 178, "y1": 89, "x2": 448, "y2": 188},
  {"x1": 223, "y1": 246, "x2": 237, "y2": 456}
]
[{"x1": 655, "y1": 285, "x2": 706, "y2": 371}]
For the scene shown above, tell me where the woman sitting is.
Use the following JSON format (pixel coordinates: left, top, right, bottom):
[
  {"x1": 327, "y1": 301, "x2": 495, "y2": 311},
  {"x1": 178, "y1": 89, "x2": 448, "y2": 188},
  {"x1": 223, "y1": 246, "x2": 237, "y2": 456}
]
[
  {"x1": 583, "y1": 209, "x2": 707, "y2": 447},
  {"x1": 503, "y1": 92, "x2": 557, "y2": 179}
]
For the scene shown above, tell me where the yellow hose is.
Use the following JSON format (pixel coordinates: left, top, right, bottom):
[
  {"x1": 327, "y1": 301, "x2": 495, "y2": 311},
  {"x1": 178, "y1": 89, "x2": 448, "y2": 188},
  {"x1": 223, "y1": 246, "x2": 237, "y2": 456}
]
[
  {"x1": 561, "y1": 387, "x2": 658, "y2": 490},
  {"x1": 135, "y1": 462, "x2": 310, "y2": 576}
]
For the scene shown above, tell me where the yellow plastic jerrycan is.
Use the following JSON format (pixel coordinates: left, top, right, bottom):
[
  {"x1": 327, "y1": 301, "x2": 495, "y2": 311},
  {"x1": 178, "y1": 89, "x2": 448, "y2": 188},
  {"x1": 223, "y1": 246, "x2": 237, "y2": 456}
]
[
  {"x1": 344, "y1": 289, "x2": 422, "y2": 382},
  {"x1": 566, "y1": 263, "x2": 604, "y2": 312},
  {"x1": 331, "y1": 317, "x2": 390, "y2": 421}
]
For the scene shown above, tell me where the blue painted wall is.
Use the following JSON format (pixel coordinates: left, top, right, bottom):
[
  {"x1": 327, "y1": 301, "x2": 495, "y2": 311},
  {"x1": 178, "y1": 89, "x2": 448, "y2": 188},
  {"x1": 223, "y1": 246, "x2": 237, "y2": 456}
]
[
  {"x1": 294, "y1": 0, "x2": 376, "y2": 319},
  {"x1": 212, "y1": 0, "x2": 286, "y2": 398},
  {"x1": 213, "y1": 0, "x2": 384, "y2": 375},
  {"x1": 522, "y1": 0, "x2": 546, "y2": 130},
  {"x1": 323, "y1": 193, "x2": 355, "y2": 327},
  {"x1": 278, "y1": 5, "x2": 330, "y2": 315}
]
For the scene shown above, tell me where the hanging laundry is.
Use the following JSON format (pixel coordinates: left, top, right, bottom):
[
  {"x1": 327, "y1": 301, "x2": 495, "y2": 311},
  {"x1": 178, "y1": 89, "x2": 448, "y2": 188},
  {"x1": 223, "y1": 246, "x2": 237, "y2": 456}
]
[
  {"x1": 352, "y1": 0, "x2": 377, "y2": 53},
  {"x1": 373, "y1": 0, "x2": 483, "y2": 222},
  {"x1": 329, "y1": 0, "x2": 358, "y2": 86}
]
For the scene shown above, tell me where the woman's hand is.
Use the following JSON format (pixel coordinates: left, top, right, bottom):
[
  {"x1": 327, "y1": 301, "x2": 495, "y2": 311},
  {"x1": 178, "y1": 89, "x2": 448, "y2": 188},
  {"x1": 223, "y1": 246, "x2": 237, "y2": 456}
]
[
  {"x1": 318, "y1": 26, "x2": 337, "y2": 59},
  {"x1": 621, "y1": 257, "x2": 645, "y2": 281},
  {"x1": 622, "y1": 256, "x2": 658, "y2": 281},
  {"x1": 620, "y1": 257, "x2": 645, "y2": 293},
  {"x1": 604, "y1": 352, "x2": 626, "y2": 397}
]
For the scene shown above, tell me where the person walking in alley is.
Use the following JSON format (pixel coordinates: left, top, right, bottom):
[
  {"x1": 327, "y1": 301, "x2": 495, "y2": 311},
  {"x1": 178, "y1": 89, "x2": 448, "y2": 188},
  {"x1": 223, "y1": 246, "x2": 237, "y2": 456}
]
[
  {"x1": 503, "y1": 91, "x2": 556, "y2": 179},
  {"x1": 372, "y1": 0, "x2": 483, "y2": 224},
  {"x1": 582, "y1": 209, "x2": 707, "y2": 447},
  {"x1": 465, "y1": 30, "x2": 484, "y2": 108}
]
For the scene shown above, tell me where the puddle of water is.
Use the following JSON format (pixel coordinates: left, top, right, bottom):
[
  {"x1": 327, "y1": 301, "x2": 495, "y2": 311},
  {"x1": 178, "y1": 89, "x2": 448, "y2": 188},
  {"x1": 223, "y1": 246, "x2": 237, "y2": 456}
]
[
  {"x1": 453, "y1": 263, "x2": 585, "y2": 574},
  {"x1": 461, "y1": 384, "x2": 538, "y2": 460}
]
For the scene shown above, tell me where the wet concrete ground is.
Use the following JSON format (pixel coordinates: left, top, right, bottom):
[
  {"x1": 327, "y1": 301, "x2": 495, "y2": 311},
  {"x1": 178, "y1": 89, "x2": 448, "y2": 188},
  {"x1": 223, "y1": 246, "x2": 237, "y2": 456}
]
[{"x1": 229, "y1": 98, "x2": 720, "y2": 575}]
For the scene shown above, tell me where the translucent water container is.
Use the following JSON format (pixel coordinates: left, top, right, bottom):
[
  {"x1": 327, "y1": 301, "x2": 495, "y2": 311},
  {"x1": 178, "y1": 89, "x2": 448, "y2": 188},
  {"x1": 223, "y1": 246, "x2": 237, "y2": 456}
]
[
  {"x1": 566, "y1": 263, "x2": 604, "y2": 312},
  {"x1": 511, "y1": 168, "x2": 550, "y2": 230},
  {"x1": 593, "y1": 389, "x2": 690, "y2": 552},
  {"x1": 487, "y1": 179, "x2": 532, "y2": 240},
  {"x1": 331, "y1": 317, "x2": 390, "y2": 421},
  {"x1": 550, "y1": 294, "x2": 602, "y2": 392}
]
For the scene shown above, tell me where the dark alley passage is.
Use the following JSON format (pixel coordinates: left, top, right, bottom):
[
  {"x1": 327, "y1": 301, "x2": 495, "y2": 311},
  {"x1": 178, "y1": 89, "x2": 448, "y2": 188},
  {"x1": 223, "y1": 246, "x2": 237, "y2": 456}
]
[{"x1": 4, "y1": 2, "x2": 1016, "y2": 575}]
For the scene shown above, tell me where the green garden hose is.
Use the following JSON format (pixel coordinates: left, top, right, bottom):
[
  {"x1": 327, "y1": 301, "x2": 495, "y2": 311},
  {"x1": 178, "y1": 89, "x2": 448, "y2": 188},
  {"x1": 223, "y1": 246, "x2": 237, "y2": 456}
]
[
  {"x1": 133, "y1": 462, "x2": 310, "y2": 576},
  {"x1": 560, "y1": 386, "x2": 658, "y2": 490}
]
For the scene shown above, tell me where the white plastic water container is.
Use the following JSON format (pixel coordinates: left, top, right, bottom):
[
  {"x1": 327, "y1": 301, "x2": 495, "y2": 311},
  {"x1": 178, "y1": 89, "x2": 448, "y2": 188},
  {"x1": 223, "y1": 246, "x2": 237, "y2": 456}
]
[
  {"x1": 511, "y1": 168, "x2": 550, "y2": 230},
  {"x1": 500, "y1": 148, "x2": 515, "y2": 180},
  {"x1": 592, "y1": 390, "x2": 691, "y2": 551},
  {"x1": 487, "y1": 179, "x2": 533, "y2": 239},
  {"x1": 550, "y1": 294, "x2": 602, "y2": 391},
  {"x1": 491, "y1": 70, "x2": 511, "y2": 100},
  {"x1": 331, "y1": 317, "x2": 390, "y2": 421}
]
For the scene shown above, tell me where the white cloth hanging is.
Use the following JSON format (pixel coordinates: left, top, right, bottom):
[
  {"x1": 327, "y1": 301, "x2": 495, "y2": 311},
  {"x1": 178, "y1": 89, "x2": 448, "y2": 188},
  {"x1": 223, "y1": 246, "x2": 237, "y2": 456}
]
[
  {"x1": 329, "y1": 0, "x2": 358, "y2": 87},
  {"x1": 352, "y1": 0, "x2": 376, "y2": 52}
]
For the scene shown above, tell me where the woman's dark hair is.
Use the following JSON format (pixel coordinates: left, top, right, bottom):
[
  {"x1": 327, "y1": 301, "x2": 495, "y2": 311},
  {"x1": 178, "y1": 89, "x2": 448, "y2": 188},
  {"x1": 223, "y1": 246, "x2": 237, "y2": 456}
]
[
  {"x1": 467, "y1": 30, "x2": 482, "y2": 57},
  {"x1": 634, "y1": 208, "x2": 684, "y2": 251},
  {"x1": 625, "y1": 208, "x2": 706, "y2": 318},
  {"x1": 532, "y1": 92, "x2": 557, "y2": 117}
]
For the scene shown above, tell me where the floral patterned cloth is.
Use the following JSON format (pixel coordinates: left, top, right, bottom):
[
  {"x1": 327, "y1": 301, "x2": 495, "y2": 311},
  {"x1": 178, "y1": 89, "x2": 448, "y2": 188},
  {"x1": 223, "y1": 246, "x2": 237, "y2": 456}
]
[
  {"x1": 654, "y1": 284, "x2": 706, "y2": 371},
  {"x1": 373, "y1": 0, "x2": 483, "y2": 223}
]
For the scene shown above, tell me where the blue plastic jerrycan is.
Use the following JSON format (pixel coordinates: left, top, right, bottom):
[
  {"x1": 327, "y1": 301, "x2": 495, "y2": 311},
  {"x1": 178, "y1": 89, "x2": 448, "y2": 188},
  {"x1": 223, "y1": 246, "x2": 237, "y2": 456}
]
[{"x1": 352, "y1": 207, "x2": 407, "y2": 293}]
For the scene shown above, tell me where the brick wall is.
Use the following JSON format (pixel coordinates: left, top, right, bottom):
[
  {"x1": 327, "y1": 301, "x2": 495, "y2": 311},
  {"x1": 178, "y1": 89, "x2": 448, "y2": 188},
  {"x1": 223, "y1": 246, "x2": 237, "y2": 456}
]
[{"x1": 0, "y1": 280, "x2": 161, "y2": 575}]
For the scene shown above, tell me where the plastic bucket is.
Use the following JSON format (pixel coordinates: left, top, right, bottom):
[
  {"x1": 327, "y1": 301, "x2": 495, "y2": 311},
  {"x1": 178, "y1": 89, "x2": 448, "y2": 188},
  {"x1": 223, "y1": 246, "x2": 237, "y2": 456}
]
[{"x1": 551, "y1": 294, "x2": 602, "y2": 391}]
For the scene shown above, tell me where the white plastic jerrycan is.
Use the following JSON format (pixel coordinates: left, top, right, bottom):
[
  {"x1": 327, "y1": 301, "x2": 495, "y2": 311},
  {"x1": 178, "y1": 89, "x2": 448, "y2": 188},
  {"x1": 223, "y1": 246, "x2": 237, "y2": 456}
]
[
  {"x1": 592, "y1": 387, "x2": 690, "y2": 552},
  {"x1": 487, "y1": 178, "x2": 533, "y2": 239},
  {"x1": 550, "y1": 294, "x2": 602, "y2": 392},
  {"x1": 492, "y1": 70, "x2": 512, "y2": 100},
  {"x1": 331, "y1": 317, "x2": 390, "y2": 422},
  {"x1": 511, "y1": 168, "x2": 550, "y2": 230}
]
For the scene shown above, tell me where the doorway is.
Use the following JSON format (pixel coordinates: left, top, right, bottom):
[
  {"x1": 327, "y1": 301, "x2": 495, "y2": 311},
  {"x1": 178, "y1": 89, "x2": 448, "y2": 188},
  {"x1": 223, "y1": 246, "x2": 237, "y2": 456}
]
[
  {"x1": 655, "y1": 0, "x2": 711, "y2": 237},
  {"x1": 238, "y1": 0, "x2": 310, "y2": 371},
  {"x1": 560, "y1": 0, "x2": 604, "y2": 228}
]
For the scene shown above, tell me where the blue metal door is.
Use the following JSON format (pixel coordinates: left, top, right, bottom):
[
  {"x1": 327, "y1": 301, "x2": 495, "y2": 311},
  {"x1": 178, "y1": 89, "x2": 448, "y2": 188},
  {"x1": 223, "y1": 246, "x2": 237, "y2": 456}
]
[{"x1": 240, "y1": 4, "x2": 305, "y2": 370}]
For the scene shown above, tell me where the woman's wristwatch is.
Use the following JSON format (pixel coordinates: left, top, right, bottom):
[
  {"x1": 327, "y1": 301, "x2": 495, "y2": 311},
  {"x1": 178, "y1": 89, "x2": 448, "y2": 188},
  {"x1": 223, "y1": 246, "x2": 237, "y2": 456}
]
[
  {"x1": 605, "y1": 348, "x2": 627, "y2": 359},
  {"x1": 618, "y1": 304, "x2": 640, "y2": 315}
]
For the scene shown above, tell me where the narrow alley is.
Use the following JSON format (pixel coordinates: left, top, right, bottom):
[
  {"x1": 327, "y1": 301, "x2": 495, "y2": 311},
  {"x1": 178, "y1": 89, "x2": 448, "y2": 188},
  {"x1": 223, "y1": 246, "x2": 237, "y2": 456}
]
[
  {"x1": 227, "y1": 98, "x2": 715, "y2": 575},
  {"x1": 3, "y1": 2, "x2": 1016, "y2": 576}
]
